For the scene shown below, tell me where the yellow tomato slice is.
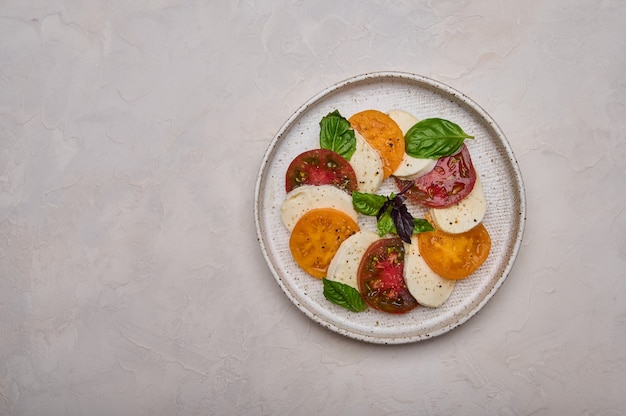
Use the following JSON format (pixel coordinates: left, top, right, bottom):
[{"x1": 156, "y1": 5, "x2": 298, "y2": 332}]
[
  {"x1": 417, "y1": 223, "x2": 491, "y2": 280},
  {"x1": 349, "y1": 110, "x2": 405, "y2": 178},
  {"x1": 289, "y1": 208, "x2": 360, "y2": 278}
]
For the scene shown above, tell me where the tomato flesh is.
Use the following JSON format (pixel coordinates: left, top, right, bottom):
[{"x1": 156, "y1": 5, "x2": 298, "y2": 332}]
[
  {"x1": 349, "y1": 110, "x2": 405, "y2": 178},
  {"x1": 285, "y1": 148, "x2": 358, "y2": 193},
  {"x1": 396, "y1": 144, "x2": 476, "y2": 208},
  {"x1": 417, "y1": 222, "x2": 491, "y2": 280},
  {"x1": 289, "y1": 208, "x2": 360, "y2": 278},
  {"x1": 358, "y1": 237, "x2": 418, "y2": 314}
]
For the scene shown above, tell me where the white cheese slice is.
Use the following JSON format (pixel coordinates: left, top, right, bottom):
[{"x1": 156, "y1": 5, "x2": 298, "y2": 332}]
[
  {"x1": 429, "y1": 175, "x2": 487, "y2": 234},
  {"x1": 387, "y1": 109, "x2": 437, "y2": 180},
  {"x1": 387, "y1": 109, "x2": 419, "y2": 135},
  {"x1": 350, "y1": 131, "x2": 384, "y2": 193},
  {"x1": 280, "y1": 184, "x2": 358, "y2": 232},
  {"x1": 326, "y1": 230, "x2": 380, "y2": 289},
  {"x1": 404, "y1": 235, "x2": 455, "y2": 307}
]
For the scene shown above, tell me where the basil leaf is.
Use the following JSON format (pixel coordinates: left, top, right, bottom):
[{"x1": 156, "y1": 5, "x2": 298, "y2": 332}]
[
  {"x1": 352, "y1": 191, "x2": 387, "y2": 216},
  {"x1": 320, "y1": 110, "x2": 357, "y2": 160},
  {"x1": 376, "y1": 199, "x2": 392, "y2": 220},
  {"x1": 391, "y1": 203, "x2": 414, "y2": 243},
  {"x1": 377, "y1": 211, "x2": 395, "y2": 236},
  {"x1": 405, "y1": 118, "x2": 474, "y2": 159},
  {"x1": 413, "y1": 218, "x2": 435, "y2": 234},
  {"x1": 322, "y1": 278, "x2": 367, "y2": 312},
  {"x1": 355, "y1": 190, "x2": 435, "y2": 241}
]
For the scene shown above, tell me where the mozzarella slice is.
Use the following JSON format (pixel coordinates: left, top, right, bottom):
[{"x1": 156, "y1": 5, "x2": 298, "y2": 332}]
[
  {"x1": 350, "y1": 131, "x2": 384, "y2": 193},
  {"x1": 326, "y1": 230, "x2": 380, "y2": 289},
  {"x1": 429, "y1": 175, "x2": 487, "y2": 234},
  {"x1": 280, "y1": 184, "x2": 358, "y2": 232},
  {"x1": 404, "y1": 235, "x2": 455, "y2": 307},
  {"x1": 387, "y1": 109, "x2": 419, "y2": 134},
  {"x1": 387, "y1": 109, "x2": 437, "y2": 180}
]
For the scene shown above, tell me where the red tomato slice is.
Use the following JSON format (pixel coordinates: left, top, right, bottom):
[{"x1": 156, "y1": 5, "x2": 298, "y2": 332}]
[
  {"x1": 285, "y1": 148, "x2": 358, "y2": 194},
  {"x1": 358, "y1": 237, "x2": 418, "y2": 314},
  {"x1": 396, "y1": 144, "x2": 476, "y2": 208}
]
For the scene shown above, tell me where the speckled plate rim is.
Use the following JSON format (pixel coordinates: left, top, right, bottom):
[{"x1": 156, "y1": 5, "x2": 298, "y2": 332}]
[{"x1": 254, "y1": 71, "x2": 526, "y2": 344}]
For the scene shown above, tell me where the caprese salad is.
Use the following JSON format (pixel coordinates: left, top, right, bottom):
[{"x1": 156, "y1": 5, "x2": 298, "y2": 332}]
[{"x1": 280, "y1": 108, "x2": 491, "y2": 314}]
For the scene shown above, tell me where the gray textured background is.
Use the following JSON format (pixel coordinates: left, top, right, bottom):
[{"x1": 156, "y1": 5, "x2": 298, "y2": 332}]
[{"x1": 1, "y1": 1, "x2": 625, "y2": 415}]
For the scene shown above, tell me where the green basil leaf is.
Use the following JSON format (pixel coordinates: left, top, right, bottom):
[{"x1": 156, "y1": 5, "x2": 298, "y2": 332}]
[
  {"x1": 322, "y1": 278, "x2": 367, "y2": 312},
  {"x1": 352, "y1": 191, "x2": 387, "y2": 216},
  {"x1": 377, "y1": 211, "x2": 395, "y2": 236},
  {"x1": 405, "y1": 118, "x2": 474, "y2": 159},
  {"x1": 412, "y1": 218, "x2": 435, "y2": 234},
  {"x1": 320, "y1": 110, "x2": 357, "y2": 160}
]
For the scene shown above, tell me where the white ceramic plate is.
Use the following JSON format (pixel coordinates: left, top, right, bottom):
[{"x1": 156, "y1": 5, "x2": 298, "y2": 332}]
[{"x1": 254, "y1": 72, "x2": 526, "y2": 344}]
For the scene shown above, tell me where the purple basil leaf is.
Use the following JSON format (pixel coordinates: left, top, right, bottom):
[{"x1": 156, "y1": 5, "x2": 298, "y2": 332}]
[
  {"x1": 394, "y1": 194, "x2": 407, "y2": 206},
  {"x1": 391, "y1": 203, "x2": 414, "y2": 243}
]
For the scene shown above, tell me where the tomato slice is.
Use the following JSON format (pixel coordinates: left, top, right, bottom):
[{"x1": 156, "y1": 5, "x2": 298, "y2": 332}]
[
  {"x1": 396, "y1": 144, "x2": 476, "y2": 208},
  {"x1": 417, "y1": 222, "x2": 491, "y2": 280},
  {"x1": 285, "y1": 149, "x2": 358, "y2": 194},
  {"x1": 289, "y1": 208, "x2": 360, "y2": 278},
  {"x1": 349, "y1": 110, "x2": 405, "y2": 178},
  {"x1": 358, "y1": 237, "x2": 418, "y2": 314}
]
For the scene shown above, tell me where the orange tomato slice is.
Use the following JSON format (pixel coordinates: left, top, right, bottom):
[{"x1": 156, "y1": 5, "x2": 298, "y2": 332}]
[
  {"x1": 417, "y1": 223, "x2": 491, "y2": 280},
  {"x1": 349, "y1": 110, "x2": 405, "y2": 178},
  {"x1": 289, "y1": 208, "x2": 360, "y2": 278}
]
